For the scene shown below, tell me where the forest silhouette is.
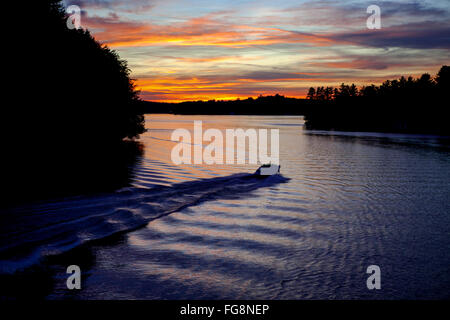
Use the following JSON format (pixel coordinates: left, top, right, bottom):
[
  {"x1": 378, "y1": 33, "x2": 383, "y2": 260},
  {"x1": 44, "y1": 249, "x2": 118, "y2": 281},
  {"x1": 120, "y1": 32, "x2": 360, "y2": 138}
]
[
  {"x1": 4, "y1": 0, "x2": 145, "y2": 205},
  {"x1": 304, "y1": 66, "x2": 450, "y2": 134}
]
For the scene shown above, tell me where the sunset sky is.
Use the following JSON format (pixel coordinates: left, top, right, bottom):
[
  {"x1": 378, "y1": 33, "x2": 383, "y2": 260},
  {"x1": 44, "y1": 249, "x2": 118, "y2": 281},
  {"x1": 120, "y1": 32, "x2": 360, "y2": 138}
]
[{"x1": 66, "y1": 0, "x2": 450, "y2": 102}]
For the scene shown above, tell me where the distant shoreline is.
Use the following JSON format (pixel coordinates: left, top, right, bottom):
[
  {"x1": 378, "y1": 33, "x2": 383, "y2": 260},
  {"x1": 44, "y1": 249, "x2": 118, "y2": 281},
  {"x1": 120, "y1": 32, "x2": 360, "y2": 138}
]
[{"x1": 139, "y1": 95, "x2": 308, "y2": 116}]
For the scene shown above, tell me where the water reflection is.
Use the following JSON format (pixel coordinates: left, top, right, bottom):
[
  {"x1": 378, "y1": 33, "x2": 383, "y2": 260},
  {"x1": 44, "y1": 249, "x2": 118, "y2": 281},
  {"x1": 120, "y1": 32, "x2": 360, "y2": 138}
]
[
  {"x1": 2, "y1": 115, "x2": 450, "y2": 299},
  {"x1": 2, "y1": 141, "x2": 144, "y2": 208}
]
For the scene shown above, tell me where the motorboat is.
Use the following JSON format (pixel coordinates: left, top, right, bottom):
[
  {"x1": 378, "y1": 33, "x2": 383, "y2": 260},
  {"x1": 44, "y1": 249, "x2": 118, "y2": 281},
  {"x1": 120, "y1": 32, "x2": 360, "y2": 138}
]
[{"x1": 254, "y1": 164, "x2": 280, "y2": 176}]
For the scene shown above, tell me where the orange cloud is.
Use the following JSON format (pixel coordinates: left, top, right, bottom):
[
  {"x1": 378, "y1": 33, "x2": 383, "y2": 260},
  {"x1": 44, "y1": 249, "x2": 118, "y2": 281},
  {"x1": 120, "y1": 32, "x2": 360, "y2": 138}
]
[
  {"x1": 135, "y1": 75, "x2": 339, "y2": 102},
  {"x1": 81, "y1": 9, "x2": 450, "y2": 103},
  {"x1": 83, "y1": 13, "x2": 339, "y2": 48},
  {"x1": 135, "y1": 77, "x2": 240, "y2": 93}
]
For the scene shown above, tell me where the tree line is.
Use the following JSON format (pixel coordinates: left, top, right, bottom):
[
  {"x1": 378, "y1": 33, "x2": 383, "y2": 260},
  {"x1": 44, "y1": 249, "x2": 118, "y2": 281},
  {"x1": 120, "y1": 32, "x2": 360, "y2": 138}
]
[
  {"x1": 142, "y1": 94, "x2": 309, "y2": 115},
  {"x1": 306, "y1": 67, "x2": 449, "y2": 102},
  {"x1": 303, "y1": 66, "x2": 449, "y2": 135}
]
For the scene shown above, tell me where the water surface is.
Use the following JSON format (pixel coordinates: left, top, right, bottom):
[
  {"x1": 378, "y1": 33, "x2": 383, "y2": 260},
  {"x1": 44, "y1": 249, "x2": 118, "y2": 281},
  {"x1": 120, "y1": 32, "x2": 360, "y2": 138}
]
[{"x1": 2, "y1": 115, "x2": 450, "y2": 299}]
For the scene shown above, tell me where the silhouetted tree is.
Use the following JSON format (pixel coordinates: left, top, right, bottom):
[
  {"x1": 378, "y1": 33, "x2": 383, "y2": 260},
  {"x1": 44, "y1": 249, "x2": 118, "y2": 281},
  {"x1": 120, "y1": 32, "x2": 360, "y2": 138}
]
[
  {"x1": 324, "y1": 87, "x2": 334, "y2": 101},
  {"x1": 307, "y1": 87, "x2": 316, "y2": 100},
  {"x1": 4, "y1": 0, "x2": 145, "y2": 205},
  {"x1": 436, "y1": 66, "x2": 450, "y2": 89}
]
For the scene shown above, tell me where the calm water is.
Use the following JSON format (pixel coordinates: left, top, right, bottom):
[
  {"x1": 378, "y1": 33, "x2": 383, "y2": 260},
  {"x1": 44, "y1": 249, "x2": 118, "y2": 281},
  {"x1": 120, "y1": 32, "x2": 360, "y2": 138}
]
[{"x1": 1, "y1": 115, "x2": 450, "y2": 299}]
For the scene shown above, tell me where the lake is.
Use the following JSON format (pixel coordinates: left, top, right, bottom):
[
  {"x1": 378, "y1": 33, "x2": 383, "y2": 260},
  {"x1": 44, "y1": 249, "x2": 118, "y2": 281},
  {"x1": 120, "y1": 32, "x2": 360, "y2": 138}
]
[{"x1": 1, "y1": 114, "x2": 450, "y2": 299}]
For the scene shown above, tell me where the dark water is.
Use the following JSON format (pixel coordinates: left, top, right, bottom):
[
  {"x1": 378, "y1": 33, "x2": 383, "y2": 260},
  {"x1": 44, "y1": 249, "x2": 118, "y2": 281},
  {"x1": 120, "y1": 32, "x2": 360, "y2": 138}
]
[{"x1": 1, "y1": 115, "x2": 450, "y2": 299}]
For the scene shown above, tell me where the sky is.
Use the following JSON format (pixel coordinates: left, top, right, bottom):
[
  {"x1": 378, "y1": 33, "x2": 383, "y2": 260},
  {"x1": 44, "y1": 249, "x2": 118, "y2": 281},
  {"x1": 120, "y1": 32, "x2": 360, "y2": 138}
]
[{"x1": 65, "y1": 0, "x2": 450, "y2": 102}]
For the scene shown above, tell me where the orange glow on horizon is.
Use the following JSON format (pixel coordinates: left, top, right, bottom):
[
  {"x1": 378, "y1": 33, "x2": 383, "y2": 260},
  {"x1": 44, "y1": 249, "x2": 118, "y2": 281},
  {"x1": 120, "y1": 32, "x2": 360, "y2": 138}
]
[
  {"x1": 139, "y1": 93, "x2": 308, "y2": 103},
  {"x1": 134, "y1": 76, "x2": 386, "y2": 103},
  {"x1": 135, "y1": 77, "x2": 311, "y2": 102}
]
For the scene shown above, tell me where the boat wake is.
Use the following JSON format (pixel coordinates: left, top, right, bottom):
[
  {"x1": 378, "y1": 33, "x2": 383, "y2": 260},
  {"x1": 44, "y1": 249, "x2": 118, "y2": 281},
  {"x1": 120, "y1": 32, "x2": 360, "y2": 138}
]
[{"x1": 0, "y1": 173, "x2": 289, "y2": 274}]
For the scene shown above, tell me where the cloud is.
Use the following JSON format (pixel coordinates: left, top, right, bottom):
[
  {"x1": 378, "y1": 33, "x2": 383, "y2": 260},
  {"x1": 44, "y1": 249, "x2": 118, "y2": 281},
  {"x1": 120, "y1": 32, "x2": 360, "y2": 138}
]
[
  {"x1": 67, "y1": 0, "x2": 156, "y2": 13},
  {"x1": 81, "y1": 10, "x2": 340, "y2": 48},
  {"x1": 84, "y1": 9, "x2": 450, "y2": 51},
  {"x1": 328, "y1": 22, "x2": 450, "y2": 49},
  {"x1": 70, "y1": 0, "x2": 450, "y2": 101}
]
